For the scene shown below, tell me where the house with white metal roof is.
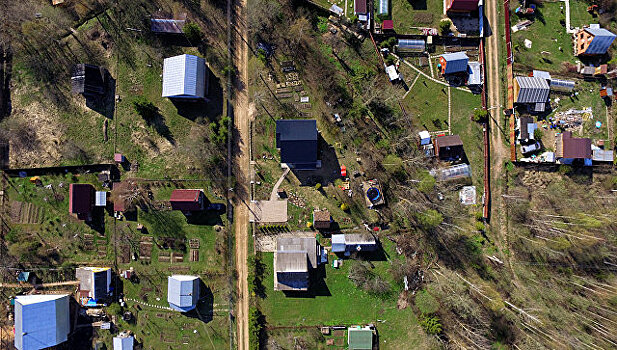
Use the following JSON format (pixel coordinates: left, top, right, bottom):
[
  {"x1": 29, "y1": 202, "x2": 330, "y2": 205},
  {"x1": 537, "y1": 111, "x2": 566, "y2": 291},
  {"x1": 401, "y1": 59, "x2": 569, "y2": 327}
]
[
  {"x1": 14, "y1": 294, "x2": 70, "y2": 350},
  {"x1": 162, "y1": 54, "x2": 209, "y2": 100},
  {"x1": 167, "y1": 275, "x2": 200, "y2": 312},
  {"x1": 113, "y1": 331, "x2": 135, "y2": 350}
]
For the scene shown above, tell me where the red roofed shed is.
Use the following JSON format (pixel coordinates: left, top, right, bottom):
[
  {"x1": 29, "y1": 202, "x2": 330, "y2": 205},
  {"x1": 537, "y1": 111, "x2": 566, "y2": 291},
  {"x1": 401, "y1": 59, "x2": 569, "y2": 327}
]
[
  {"x1": 446, "y1": 0, "x2": 479, "y2": 12},
  {"x1": 69, "y1": 184, "x2": 95, "y2": 219},
  {"x1": 382, "y1": 20, "x2": 394, "y2": 30},
  {"x1": 170, "y1": 189, "x2": 207, "y2": 212}
]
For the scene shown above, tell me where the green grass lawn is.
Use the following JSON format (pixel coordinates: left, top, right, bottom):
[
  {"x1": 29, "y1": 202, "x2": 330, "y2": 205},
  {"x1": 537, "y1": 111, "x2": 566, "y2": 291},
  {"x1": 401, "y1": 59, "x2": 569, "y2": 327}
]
[
  {"x1": 260, "y1": 240, "x2": 428, "y2": 349},
  {"x1": 512, "y1": 2, "x2": 574, "y2": 73},
  {"x1": 450, "y1": 90, "x2": 483, "y2": 187},
  {"x1": 392, "y1": 0, "x2": 444, "y2": 34},
  {"x1": 403, "y1": 76, "x2": 449, "y2": 131}
]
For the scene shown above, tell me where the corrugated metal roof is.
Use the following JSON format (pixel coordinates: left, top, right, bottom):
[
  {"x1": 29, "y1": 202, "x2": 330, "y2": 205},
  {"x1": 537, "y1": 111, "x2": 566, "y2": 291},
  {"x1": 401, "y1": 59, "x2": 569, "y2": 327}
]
[
  {"x1": 515, "y1": 76, "x2": 550, "y2": 104},
  {"x1": 167, "y1": 275, "x2": 199, "y2": 312},
  {"x1": 113, "y1": 333, "x2": 134, "y2": 350},
  {"x1": 276, "y1": 237, "x2": 318, "y2": 268},
  {"x1": 533, "y1": 70, "x2": 551, "y2": 80},
  {"x1": 95, "y1": 191, "x2": 107, "y2": 207},
  {"x1": 276, "y1": 120, "x2": 318, "y2": 167},
  {"x1": 354, "y1": 0, "x2": 367, "y2": 13},
  {"x1": 583, "y1": 27, "x2": 616, "y2": 54},
  {"x1": 69, "y1": 184, "x2": 94, "y2": 214},
  {"x1": 14, "y1": 295, "x2": 70, "y2": 350},
  {"x1": 150, "y1": 19, "x2": 185, "y2": 34},
  {"x1": 441, "y1": 52, "x2": 469, "y2": 74},
  {"x1": 276, "y1": 251, "x2": 308, "y2": 272},
  {"x1": 467, "y1": 61, "x2": 482, "y2": 85},
  {"x1": 447, "y1": 0, "x2": 479, "y2": 11},
  {"x1": 592, "y1": 149, "x2": 614, "y2": 162},
  {"x1": 276, "y1": 120, "x2": 317, "y2": 142},
  {"x1": 162, "y1": 54, "x2": 207, "y2": 99}
]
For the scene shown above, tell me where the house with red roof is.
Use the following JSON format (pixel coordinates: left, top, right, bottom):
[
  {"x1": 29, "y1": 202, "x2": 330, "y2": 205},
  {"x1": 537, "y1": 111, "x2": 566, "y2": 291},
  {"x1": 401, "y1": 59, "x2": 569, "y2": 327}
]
[
  {"x1": 69, "y1": 184, "x2": 95, "y2": 221},
  {"x1": 170, "y1": 189, "x2": 207, "y2": 212},
  {"x1": 446, "y1": 0, "x2": 479, "y2": 12},
  {"x1": 555, "y1": 131, "x2": 592, "y2": 166}
]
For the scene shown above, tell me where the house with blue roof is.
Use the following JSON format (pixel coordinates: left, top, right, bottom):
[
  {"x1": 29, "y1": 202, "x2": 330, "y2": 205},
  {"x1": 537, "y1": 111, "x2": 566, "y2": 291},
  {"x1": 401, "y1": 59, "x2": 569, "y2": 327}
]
[
  {"x1": 275, "y1": 120, "x2": 319, "y2": 169},
  {"x1": 439, "y1": 52, "x2": 469, "y2": 75},
  {"x1": 14, "y1": 294, "x2": 70, "y2": 350},
  {"x1": 162, "y1": 54, "x2": 209, "y2": 100},
  {"x1": 576, "y1": 25, "x2": 616, "y2": 56},
  {"x1": 167, "y1": 275, "x2": 200, "y2": 312}
]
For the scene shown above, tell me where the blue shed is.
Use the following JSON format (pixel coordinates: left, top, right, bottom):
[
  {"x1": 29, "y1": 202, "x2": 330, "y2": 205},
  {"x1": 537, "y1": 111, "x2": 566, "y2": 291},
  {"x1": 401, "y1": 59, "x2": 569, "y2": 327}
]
[
  {"x1": 162, "y1": 54, "x2": 209, "y2": 100},
  {"x1": 14, "y1": 295, "x2": 70, "y2": 350},
  {"x1": 439, "y1": 52, "x2": 469, "y2": 75},
  {"x1": 167, "y1": 275, "x2": 200, "y2": 312},
  {"x1": 275, "y1": 120, "x2": 318, "y2": 169}
]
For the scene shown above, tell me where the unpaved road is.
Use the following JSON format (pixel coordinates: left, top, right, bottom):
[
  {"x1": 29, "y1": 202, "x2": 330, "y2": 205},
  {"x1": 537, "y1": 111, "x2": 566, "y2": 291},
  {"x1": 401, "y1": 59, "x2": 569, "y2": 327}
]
[
  {"x1": 485, "y1": 0, "x2": 510, "y2": 261},
  {"x1": 232, "y1": 0, "x2": 250, "y2": 347}
]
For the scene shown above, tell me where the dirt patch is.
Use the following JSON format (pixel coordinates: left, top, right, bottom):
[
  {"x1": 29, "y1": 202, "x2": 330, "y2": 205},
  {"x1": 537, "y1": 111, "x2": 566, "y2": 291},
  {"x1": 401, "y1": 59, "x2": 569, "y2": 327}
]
[
  {"x1": 7, "y1": 101, "x2": 65, "y2": 167},
  {"x1": 397, "y1": 291, "x2": 409, "y2": 309},
  {"x1": 520, "y1": 170, "x2": 554, "y2": 188}
]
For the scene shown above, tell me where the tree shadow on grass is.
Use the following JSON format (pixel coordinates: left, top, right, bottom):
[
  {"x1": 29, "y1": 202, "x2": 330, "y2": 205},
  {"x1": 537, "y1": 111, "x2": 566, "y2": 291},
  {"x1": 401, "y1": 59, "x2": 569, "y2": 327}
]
[
  {"x1": 144, "y1": 109, "x2": 176, "y2": 145},
  {"x1": 186, "y1": 210, "x2": 224, "y2": 226},
  {"x1": 139, "y1": 209, "x2": 185, "y2": 238}
]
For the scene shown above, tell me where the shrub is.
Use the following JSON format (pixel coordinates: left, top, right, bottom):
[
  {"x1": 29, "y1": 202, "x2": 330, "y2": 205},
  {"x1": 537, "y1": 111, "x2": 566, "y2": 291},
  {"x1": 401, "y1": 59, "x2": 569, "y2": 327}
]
[
  {"x1": 417, "y1": 170, "x2": 436, "y2": 194},
  {"x1": 415, "y1": 289, "x2": 439, "y2": 314},
  {"x1": 472, "y1": 108, "x2": 488, "y2": 122},
  {"x1": 209, "y1": 116, "x2": 231, "y2": 145},
  {"x1": 256, "y1": 48, "x2": 267, "y2": 64},
  {"x1": 340, "y1": 203, "x2": 349, "y2": 211},
  {"x1": 533, "y1": 128, "x2": 543, "y2": 140},
  {"x1": 383, "y1": 154, "x2": 404, "y2": 175},
  {"x1": 183, "y1": 22, "x2": 202, "y2": 43},
  {"x1": 132, "y1": 97, "x2": 158, "y2": 123},
  {"x1": 317, "y1": 16, "x2": 328, "y2": 33},
  {"x1": 249, "y1": 307, "x2": 265, "y2": 350},
  {"x1": 416, "y1": 209, "x2": 443, "y2": 230},
  {"x1": 439, "y1": 20, "x2": 452, "y2": 35},
  {"x1": 314, "y1": 183, "x2": 322, "y2": 191},
  {"x1": 420, "y1": 315, "x2": 443, "y2": 335},
  {"x1": 558, "y1": 164, "x2": 573, "y2": 175},
  {"x1": 475, "y1": 221, "x2": 486, "y2": 232}
]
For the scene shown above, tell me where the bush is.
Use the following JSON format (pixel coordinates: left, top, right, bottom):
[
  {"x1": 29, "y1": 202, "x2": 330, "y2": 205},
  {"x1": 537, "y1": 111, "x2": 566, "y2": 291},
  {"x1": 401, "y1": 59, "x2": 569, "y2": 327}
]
[
  {"x1": 533, "y1": 128, "x2": 543, "y2": 140},
  {"x1": 415, "y1": 289, "x2": 439, "y2": 314},
  {"x1": 420, "y1": 315, "x2": 443, "y2": 335},
  {"x1": 317, "y1": 16, "x2": 328, "y2": 34},
  {"x1": 416, "y1": 209, "x2": 443, "y2": 230},
  {"x1": 314, "y1": 183, "x2": 322, "y2": 191},
  {"x1": 417, "y1": 170, "x2": 436, "y2": 194},
  {"x1": 132, "y1": 97, "x2": 158, "y2": 123},
  {"x1": 340, "y1": 203, "x2": 349, "y2": 211},
  {"x1": 558, "y1": 164, "x2": 573, "y2": 175},
  {"x1": 209, "y1": 116, "x2": 231, "y2": 145},
  {"x1": 183, "y1": 22, "x2": 202, "y2": 43},
  {"x1": 383, "y1": 154, "x2": 404, "y2": 176},
  {"x1": 472, "y1": 108, "x2": 488, "y2": 122},
  {"x1": 249, "y1": 307, "x2": 265, "y2": 350},
  {"x1": 439, "y1": 20, "x2": 452, "y2": 35}
]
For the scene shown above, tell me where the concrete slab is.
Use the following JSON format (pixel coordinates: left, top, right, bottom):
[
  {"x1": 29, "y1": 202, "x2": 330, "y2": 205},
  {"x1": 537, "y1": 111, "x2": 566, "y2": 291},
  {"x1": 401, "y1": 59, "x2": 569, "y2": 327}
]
[{"x1": 249, "y1": 199, "x2": 288, "y2": 223}]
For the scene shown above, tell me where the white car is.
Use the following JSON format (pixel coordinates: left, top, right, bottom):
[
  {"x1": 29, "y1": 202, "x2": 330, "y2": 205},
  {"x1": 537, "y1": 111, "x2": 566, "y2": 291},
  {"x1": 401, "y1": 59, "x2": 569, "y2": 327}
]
[{"x1": 521, "y1": 142, "x2": 541, "y2": 154}]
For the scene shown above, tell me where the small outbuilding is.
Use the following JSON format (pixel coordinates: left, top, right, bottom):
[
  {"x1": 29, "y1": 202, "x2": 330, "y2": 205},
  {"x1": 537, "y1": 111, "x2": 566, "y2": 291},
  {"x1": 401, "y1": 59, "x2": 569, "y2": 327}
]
[
  {"x1": 276, "y1": 119, "x2": 319, "y2": 169},
  {"x1": 331, "y1": 233, "x2": 377, "y2": 255},
  {"x1": 71, "y1": 64, "x2": 107, "y2": 96},
  {"x1": 95, "y1": 191, "x2": 107, "y2": 207},
  {"x1": 162, "y1": 54, "x2": 209, "y2": 100},
  {"x1": 434, "y1": 135, "x2": 464, "y2": 161},
  {"x1": 312, "y1": 209, "x2": 332, "y2": 230},
  {"x1": 150, "y1": 18, "x2": 186, "y2": 34},
  {"x1": 76, "y1": 267, "x2": 112, "y2": 306},
  {"x1": 167, "y1": 275, "x2": 200, "y2": 312},
  {"x1": 69, "y1": 183, "x2": 95, "y2": 220},
  {"x1": 467, "y1": 61, "x2": 482, "y2": 86},
  {"x1": 445, "y1": 0, "x2": 479, "y2": 12},
  {"x1": 517, "y1": 116, "x2": 537, "y2": 143},
  {"x1": 113, "y1": 331, "x2": 135, "y2": 350},
  {"x1": 14, "y1": 295, "x2": 70, "y2": 350},
  {"x1": 439, "y1": 52, "x2": 469, "y2": 75},
  {"x1": 347, "y1": 326, "x2": 374, "y2": 350},
  {"x1": 170, "y1": 189, "x2": 207, "y2": 212}
]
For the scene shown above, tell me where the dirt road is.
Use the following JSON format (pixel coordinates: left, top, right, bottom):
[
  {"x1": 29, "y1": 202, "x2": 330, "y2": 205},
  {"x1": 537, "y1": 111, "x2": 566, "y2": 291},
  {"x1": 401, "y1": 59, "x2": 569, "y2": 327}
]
[
  {"x1": 231, "y1": 0, "x2": 250, "y2": 348},
  {"x1": 485, "y1": 0, "x2": 510, "y2": 259}
]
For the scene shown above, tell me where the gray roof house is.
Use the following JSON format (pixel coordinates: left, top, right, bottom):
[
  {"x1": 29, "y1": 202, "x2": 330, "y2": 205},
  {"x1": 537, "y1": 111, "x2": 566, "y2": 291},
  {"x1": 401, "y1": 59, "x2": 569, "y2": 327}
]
[
  {"x1": 14, "y1": 294, "x2": 70, "y2": 350},
  {"x1": 276, "y1": 120, "x2": 319, "y2": 169},
  {"x1": 331, "y1": 233, "x2": 377, "y2": 255},
  {"x1": 113, "y1": 331, "x2": 135, "y2": 350},
  {"x1": 514, "y1": 76, "x2": 550, "y2": 112},
  {"x1": 162, "y1": 54, "x2": 209, "y2": 100},
  {"x1": 517, "y1": 116, "x2": 537, "y2": 143},
  {"x1": 167, "y1": 275, "x2": 200, "y2": 312},
  {"x1": 274, "y1": 237, "x2": 322, "y2": 291}
]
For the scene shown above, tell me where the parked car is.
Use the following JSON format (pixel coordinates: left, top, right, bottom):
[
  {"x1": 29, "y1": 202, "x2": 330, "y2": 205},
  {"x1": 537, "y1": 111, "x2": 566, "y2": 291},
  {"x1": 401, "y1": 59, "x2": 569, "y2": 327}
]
[
  {"x1": 521, "y1": 141, "x2": 541, "y2": 154},
  {"x1": 206, "y1": 203, "x2": 225, "y2": 213}
]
